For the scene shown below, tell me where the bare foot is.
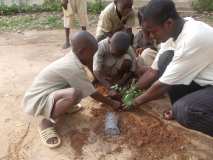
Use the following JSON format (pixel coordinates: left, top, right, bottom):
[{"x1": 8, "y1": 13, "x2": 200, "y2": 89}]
[
  {"x1": 39, "y1": 119, "x2": 59, "y2": 145},
  {"x1": 163, "y1": 110, "x2": 174, "y2": 120},
  {"x1": 62, "y1": 41, "x2": 71, "y2": 49}
]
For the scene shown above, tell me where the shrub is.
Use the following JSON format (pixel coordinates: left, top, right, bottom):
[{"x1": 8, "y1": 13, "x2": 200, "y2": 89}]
[
  {"x1": 87, "y1": 0, "x2": 106, "y2": 14},
  {"x1": 192, "y1": 0, "x2": 213, "y2": 12},
  {"x1": 0, "y1": 0, "x2": 107, "y2": 15},
  {"x1": 0, "y1": 0, "x2": 61, "y2": 15}
]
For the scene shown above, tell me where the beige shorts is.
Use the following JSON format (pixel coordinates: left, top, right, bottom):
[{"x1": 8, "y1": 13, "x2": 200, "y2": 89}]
[
  {"x1": 63, "y1": 0, "x2": 88, "y2": 28},
  {"x1": 42, "y1": 92, "x2": 55, "y2": 119}
]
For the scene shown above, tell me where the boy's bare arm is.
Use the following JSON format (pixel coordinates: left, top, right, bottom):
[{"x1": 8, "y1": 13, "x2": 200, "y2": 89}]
[
  {"x1": 117, "y1": 72, "x2": 134, "y2": 87},
  {"x1": 90, "y1": 91, "x2": 121, "y2": 110},
  {"x1": 94, "y1": 71, "x2": 111, "y2": 89}
]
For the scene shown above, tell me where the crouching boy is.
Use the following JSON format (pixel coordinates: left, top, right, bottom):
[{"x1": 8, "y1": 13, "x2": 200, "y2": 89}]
[
  {"x1": 23, "y1": 31, "x2": 120, "y2": 148},
  {"x1": 93, "y1": 31, "x2": 137, "y2": 90}
]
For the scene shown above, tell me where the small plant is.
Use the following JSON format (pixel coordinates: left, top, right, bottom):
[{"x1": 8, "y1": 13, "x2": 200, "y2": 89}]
[
  {"x1": 192, "y1": 0, "x2": 213, "y2": 12},
  {"x1": 111, "y1": 80, "x2": 143, "y2": 110},
  {"x1": 122, "y1": 86, "x2": 142, "y2": 110}
]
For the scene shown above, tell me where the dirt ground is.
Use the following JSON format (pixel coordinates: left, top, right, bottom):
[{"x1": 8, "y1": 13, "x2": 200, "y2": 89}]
[{"x1": 0, "y1": 28, "x2": 213, "y2": 160}]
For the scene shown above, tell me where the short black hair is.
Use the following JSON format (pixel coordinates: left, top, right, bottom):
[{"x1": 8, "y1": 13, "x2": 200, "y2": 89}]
[
  {"x1": 143, "y1": 0, "x2": 180, "y2": 25},
  {"x1": 111, "y1": 31, "x2": 130, "y2": 52}
]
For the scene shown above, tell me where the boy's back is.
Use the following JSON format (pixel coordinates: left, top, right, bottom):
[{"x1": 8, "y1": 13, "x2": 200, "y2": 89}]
[{"x1": 23, "y1": 51, "x2": 95, "y2": 117}]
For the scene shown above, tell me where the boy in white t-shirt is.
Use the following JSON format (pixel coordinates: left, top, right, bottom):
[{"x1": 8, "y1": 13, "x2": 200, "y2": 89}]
[{"x1": 130, "y1": 0, "x2": 213, "y2": 136}]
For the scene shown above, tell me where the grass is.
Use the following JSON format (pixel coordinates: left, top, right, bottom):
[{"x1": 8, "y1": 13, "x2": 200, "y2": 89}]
[
  {"x1": 192, "y1": 0, "x2": 213, "y2": 12},
  {"x1": 0, "y1": 12, "x2": 99, "y2": 32},
  {"x1": 0, "y1": 12, "x2": 63, "y2": 31}
]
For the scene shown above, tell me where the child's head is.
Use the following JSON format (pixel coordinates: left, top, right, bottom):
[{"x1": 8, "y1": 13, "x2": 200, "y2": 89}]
[
  {"x1": 114, "y1": 0, "x2": 133, "y2": 17},
  {"x1": 109, "y1": 31, "x2": 131, "y2": 57},
  {"x1": 71, "y1": 31, "x2": 98, "y2": 68}
]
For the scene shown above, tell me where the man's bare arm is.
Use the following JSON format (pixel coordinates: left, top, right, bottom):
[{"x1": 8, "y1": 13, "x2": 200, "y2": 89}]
[
  {"x1": 133, "y1": 81, "x2": 171, "y2": 106},
  {"x1": 136, "y1": 67, "x2": 159, "y2": 90}
]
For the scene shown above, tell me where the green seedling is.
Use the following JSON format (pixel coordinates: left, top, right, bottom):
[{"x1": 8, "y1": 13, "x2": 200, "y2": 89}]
[
  {"x1": 122, "y1": 86, "x2": 142, "y2": 110},
  {"x1": 111, "y1": 79, "x2": 143, "y2": 110}
]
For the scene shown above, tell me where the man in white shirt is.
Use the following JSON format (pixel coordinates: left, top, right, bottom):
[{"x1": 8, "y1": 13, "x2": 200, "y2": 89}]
[{"x1": 132, "y1": 0, "x2": 213, "y2": 136}]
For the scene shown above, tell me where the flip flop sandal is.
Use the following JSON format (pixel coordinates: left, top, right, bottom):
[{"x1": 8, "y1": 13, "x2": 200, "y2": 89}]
[
  {"x1": 39, "y1": 127, "x2": 61, "y2": 148},
  {"x1": 163, "y1": 110, "x2": 174, "y2": 120},
  {"x1": 66, "y1": 104, "x2": 84, "y2": 114}
]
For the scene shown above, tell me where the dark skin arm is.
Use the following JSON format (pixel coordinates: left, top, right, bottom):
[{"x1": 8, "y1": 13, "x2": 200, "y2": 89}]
[
  {"x1": 117, "y1": 72, "x2": 134, "y2": 87},
  {"x1": 61, "y1": 0, "x2": 68, "y2": 9},
  {"x1": 133, "y1": 81, "x2": 171, "y2": 106},
  {"x1": 136, "y1": 67, "x2": 159, "y2": 90},
  {"x1": 90, "y1": 91, "x2": 121, "y2": 110},
  {"x1": 116, "y1": 60, "x2": 134, "y2": 87},
  {"x1": 93, "y1": 71, "x2": 112, "y2": 89}
]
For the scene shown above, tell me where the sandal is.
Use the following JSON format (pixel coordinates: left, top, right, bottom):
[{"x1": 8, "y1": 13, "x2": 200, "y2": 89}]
[{"x1": 39, "y1": 127, "x2": 61, "y2": 148}]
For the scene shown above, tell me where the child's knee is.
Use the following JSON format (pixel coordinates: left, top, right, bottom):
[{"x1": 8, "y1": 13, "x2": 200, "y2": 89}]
[
  {"x1": 72, "y1": 88, "x2": 82, "y2": 103},
  {"x1": 54, "y1": 88, "x2": 82, "y2": 104}
]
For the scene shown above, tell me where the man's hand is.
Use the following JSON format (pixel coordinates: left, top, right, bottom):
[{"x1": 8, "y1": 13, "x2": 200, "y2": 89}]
[{"x1": 61, "y1": 0, "x2": 68, "y2": 9}]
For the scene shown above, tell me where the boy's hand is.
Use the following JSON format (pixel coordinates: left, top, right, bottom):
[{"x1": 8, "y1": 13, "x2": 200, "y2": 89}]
[
  {"x1": 108, "y1": 89, "x2": 122, "y2": 101},
  {"x1": 61, "y1": 0, "x2": 68, "y2": 9},
  {"x1": 136, "y1": 48, "x2": 144, "y2": 56},
  {"x1": 111, "y1": 99, "x2": 122, "y2": 111}
]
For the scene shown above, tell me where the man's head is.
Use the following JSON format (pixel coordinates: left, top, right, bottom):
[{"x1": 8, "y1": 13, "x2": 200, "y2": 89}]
[
  {"x1": 114, "y1": 0, "x2": 133, "y2": 17},
  {"x1": 141, "y1": 0, "x2": 181, "y2": 43},
  {"x1": 109, "y1": 31, "x2": 131, "y2": 57},
  {"x1": 71, "y1": 31, "x2": 98, "y2": 68}
]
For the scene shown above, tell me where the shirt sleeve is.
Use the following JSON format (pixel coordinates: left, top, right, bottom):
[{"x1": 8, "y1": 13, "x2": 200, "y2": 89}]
[
  {"x1": 128, "y1": 47, "x2": 137, "y2": 72},
  {"x1": 159, "y1": 40, "x2": 211, "y2": 85},
  {"x1": 66, "y1": 69, "x2": 96, "y2": 98},
  {"x1": 151, "y1": 51, "x2": 162, "y2": 70},
  {"x1": 93, "y1": 44, "x2": 105, "y2": 72},
  {"x1": 151, "y1": 39, "x2": 175, "y2": 70}
]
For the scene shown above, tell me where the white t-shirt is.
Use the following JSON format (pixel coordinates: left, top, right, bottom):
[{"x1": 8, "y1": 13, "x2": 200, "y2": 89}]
[
  {"x1": 151, "y1": 38, "x2": 175, "y2": 70},
  {"x1": 152, "y1": 17, "x2": 213, "y2": 86}
]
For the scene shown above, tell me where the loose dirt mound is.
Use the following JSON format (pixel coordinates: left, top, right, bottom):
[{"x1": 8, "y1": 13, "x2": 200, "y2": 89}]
[{"x1": 89, "y1": 107, "x2": 187, "y2": 160}]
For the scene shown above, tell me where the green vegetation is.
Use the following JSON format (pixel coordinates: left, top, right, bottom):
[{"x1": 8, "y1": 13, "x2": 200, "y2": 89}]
[
  {"x1": 0, "y1": 0, "x2": 61, "y2": 15},
  {"x1": 111, "y1": 80, "x2": 143, "y2": 110},
  {"x1": 0, "y1": 13, "x2": 63, "y2": 31},
  {"x1": 0, "y1": 0, "x2": 103, "y2": 31},
  {"x1": 0, "y1": 0, "x2": 106, "y2": 16},
  {"x1": 88, "y1": 0, "x2": 106, "y2": 14},
  {"x1": 192, "y1": 0, "x2": 213, "y2": 12}
]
